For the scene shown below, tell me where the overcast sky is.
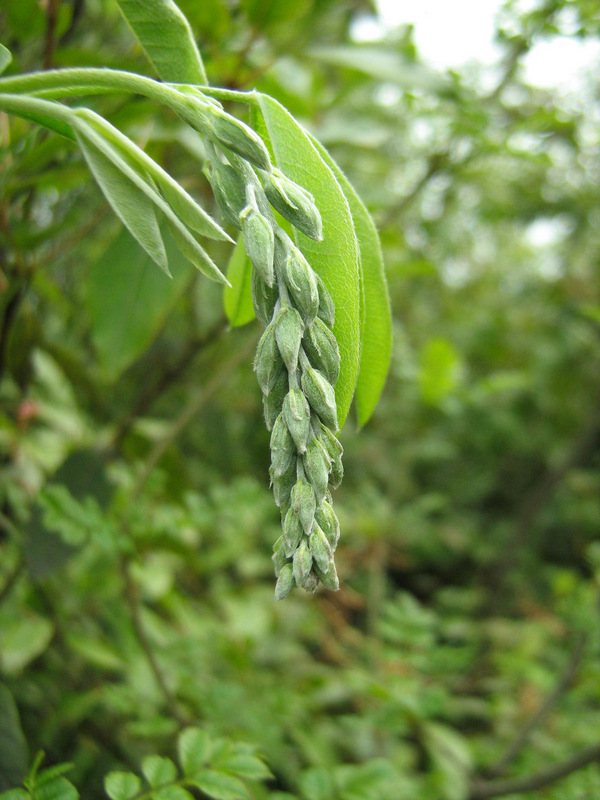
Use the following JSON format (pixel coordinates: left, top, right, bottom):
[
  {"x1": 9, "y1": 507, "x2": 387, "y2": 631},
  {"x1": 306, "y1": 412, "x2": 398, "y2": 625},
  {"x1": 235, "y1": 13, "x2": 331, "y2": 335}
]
[{"x1": 352, "y1": 0, "x2": 600, "y2": 91}]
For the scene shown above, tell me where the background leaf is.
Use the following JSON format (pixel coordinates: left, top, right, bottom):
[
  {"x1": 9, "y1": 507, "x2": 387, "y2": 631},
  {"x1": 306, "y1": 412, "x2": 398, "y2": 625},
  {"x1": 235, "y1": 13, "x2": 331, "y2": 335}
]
[
  {"x1": 0, "y1": 45, "x2": 12, "y2": 75},
  {"x1": 0, "y1": 684, "x2": 28, "y2": 791},
  {"x1": 256, "y1": 94, "x2": 361, "y2": 429},
  {"x1": 115, "y1": 0, "x2": 207, "y2": 84}
]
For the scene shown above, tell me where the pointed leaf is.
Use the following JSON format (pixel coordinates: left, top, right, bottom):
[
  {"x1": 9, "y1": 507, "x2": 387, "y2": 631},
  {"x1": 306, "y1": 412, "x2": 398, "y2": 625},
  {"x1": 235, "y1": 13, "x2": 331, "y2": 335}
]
[
  {"x1": 177, "y1": 729, "x2": 210, "y2": 777},
  {"x1": 73, "y1": 109, "x2": 231, "y2": 242},
  {"x1": 104, "y1": 772, "x2": 141, "y2": 800},
  {"x1": 141, "y1": 756, "x2": 177, "y2": 788},
  {"x1": 32, "y1": 777, "x2": 78, "y2": 800},
  {"x1": 74, "y1": 131, "x2": 169, "y2": 274},
  {"x1": 256, "y1": 94, "x2": 361, "y2": 429},
  {"x1": 309, "y1": 135, "x2": 391, "y2": 426},
  {"x1": 0, "y1": 45, "x2": 13, "y2": 75},
  {"x1": 223, "y1": 237, "x2": 255, "y2": 327},
  {"x1": 189, "y1": 771, "x2": 249, "y2": 800},
  {"x1": 115, "y1": 0, "x2": 207, "y2": 84}
]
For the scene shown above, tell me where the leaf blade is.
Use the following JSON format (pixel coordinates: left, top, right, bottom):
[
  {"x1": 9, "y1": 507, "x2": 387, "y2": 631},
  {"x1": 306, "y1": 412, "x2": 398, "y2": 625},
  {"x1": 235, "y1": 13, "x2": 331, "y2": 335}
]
[
  {"x1": 256, "y1": 94, "x2": 361, "y2": 429},
  {"x1": 223, "y1": 237, "x2": 255, "y2": 327}
]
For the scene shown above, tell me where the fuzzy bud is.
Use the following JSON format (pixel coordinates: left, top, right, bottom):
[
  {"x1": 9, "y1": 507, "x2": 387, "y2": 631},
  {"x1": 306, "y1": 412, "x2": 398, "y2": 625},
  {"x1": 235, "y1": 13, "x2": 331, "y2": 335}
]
[
  {"x1": 309, "y1": 524, "x2": 334, "y2": 574},
  {"x1": 272, "y1": 535, "x2": 288, "y2": 577},
  {"x1": 284, "y1": 248, "x2": 319, "y2": 322},
  {"x1": 209, "y1": 108, "x2": 271, "y2": 171},
  {"x1": 252, "y1": 268, "x2": 278, "y2": 326},
  {"x1": 270, "y1": 413, "x2": 295, "y2": 478},
  {"x1": 303, "y1": 316, "x2": 341, "y2": 385},
  {"x1": 315, "y1": 501, "x2": 340, "y2": 549},
  {"x1": 264, "y1": 169, "x2": 323, "y2": 241},
  {"x1": 270, "y1": 461, "x2": 296, "y2": 511},
  {"x1": 274, "y1": 562, "x2": 295, "y2": 600},
  {"x1": 282, "y1": 507, "x2": 303, "y2": 556},
  {"x1": 275, "y1": 307, "x2": 304, "y2": 373},
  {"x1": 301, "y1": 366, "x2": 338, "y2": 432},
  {"x1": 240, "y1": 205, "x2": 275, "y2": 286},
  {"x1": 291, "y1": 477, "x2": 316, "y2": 534},
  {"x1": 255, "y1": 321, "x2": 284, "y2": 394},
  {"x1": 318, "y1": 424, "x2": 344, "y2": 489},
  {"x1": 292, "y1": 538, "x2": 313, "y2": 588},
  {"x1": 316, "y1": 275, "x2": 335, "y2": 328},
  {"x1": 315, "y1": 561, "x2": 339, "y2": 592},
  {"x1": 263, "y1": 370, "x2": 288, "y2": 431},
  {"x1": 206, "y1": 160, "x2": 246, "y2": 229},
  {"x1": 302, "y1": 437, "x2": 331, "y2": 505},
  {"x1": 282, "y1": 388, "x2": 311, "y2": 453}
]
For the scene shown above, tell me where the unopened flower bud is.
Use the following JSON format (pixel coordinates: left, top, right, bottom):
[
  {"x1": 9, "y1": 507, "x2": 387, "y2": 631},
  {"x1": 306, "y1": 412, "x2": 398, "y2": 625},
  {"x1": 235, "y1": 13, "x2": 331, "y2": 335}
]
[
  {"x1": 291, "y1": 477, "x2": 316, "y2": 534},
  {"x1": 274, "y1": 562, "x2": 295, "y2": 600},
  {"x1": 318, "y1": 424, "x2": 344, "y2": 488},
  {"x1": 316, "y1": 275, "x2": 335, "y2": 328},
  {"x1": 275, "y1": 307, "x2": 304, "y2": 373},
  {"x1": 302, "y1": 437, "x2": 331, "y2": 504},
  {"x1": 255, "y1": 321, "x2": 284, "y2": 394},
  {"x1": 272, "y1": 535, "x2": 288, "y2": 577},
  {"x1": 270, "y1": 460, "x2": 296, "y2": 511},
  {"x1": 264, "y1": 169, "x2": 323, "y2": 241},
  {"x1": 292, "y1": 538, "x2": 313, "y2": 587},
  {"x1": 270, "y1": 413, "x2": 295, "y2": 478},
  {"x1": 209, "y1": 108, "x2": 271, "y2": 171},
  {"x1": 241, "y1": 205, "x2": 275, "y2": 286},
  {"x1": 303, "y1": 571, "x2": 319, "y2": 592},
  {"x1": 309, "y1": 524, "x2": 334, "y2": 574},
  {"x1": 282, "y1": 508, "x2": 303, "y2": 556},
  {"x1": 303, "y1": 316, "x2": 340, "y2": 384},
  {"x1": 282, "y1": 388, "x2": 311, "y2": 453},
  {"x1": 301, "y1": 366, "x2": 338, "y2": 432},
  {"x1": 252, "y1": 268, "x2": 278, "y2": 326},
  {"x1": 284, "y1": 248, "x2": 319, "y2": 322},
  {"x1": 206, "y1": 160, "x2": 246, "y2": 229},
  {"x1": 315, "y1": 561, "x2": 339, "y2": 592},
  {"x1": 315, "y1": 501, "x2": 340, "y2": 549}
]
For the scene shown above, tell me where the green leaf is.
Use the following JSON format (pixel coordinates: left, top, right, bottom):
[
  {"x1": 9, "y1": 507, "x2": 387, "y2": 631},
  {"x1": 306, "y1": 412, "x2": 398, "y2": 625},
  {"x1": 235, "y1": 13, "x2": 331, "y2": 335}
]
[
  {"x1": 188, "y1": 771, "x2": 249, "y2": 800},
  {"x1": 154, "y1": 789, "x2": 193, "y2": 800},
  {"x1": 177, "y1": 729, "x2": 210, "y2": 777},
  {"x1": 73, "y1": 109, "x2": 231, "y2": 243},
  {"x1": 104, "y1": 772, "x2": 141, "y2": 800},
  {"x1": 211, "y1": 748, "x2": 272, "y2": 781},
  {"x1": 32, "y1": 777, "x2": 78, "y2": 800},
  {"x1": 309, "y1": 135, "x2": 391, "y2": 426},
  {"x1": 223, "y1": 238, "x2": 255, "y2": 327},
  {"x1": 0, "y1": 684, "x2": 28, "y2": 791},
  {"x1": 0, "y1": 790, "x2": 28, "y2": 800},
  {"x1": 0, "y1": 94, "x2": 75, "y2": 141},
  {"x1": 74, "y1": 130, "x2": 168, "y2": 274},
  {"x1": 87, "y1": 227, "x2": 193, "y2": 378},
  {"x1": 115, "y1": 0, "x2": 207, "y2": 84},
  {"x1": 73, "y1": 119, "x2": 227, "y2": 283},
  {"x1": 0, "y1": 45, "x2": 12, "y2": 75},
  {"x1": 299, "y1": 768, "x2": 334, "y2": 800},
  {"x1": 256, "y1": 93, "x2": 361, "y2": 429},
  {"x1": 419, "y1": 339, "x2": 461, "y2": 405},
  {"x1": 0, "y1": 613, "x2": 54, "y2": 675},
  {"x1": 141, "y1": 756, "x2": 177, "y2": 788}
]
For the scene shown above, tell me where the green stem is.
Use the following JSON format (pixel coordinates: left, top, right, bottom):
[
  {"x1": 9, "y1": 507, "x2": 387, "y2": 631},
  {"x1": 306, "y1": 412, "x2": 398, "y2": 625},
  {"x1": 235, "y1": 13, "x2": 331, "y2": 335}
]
[{"x1": 0, "y1": 92, "x2": 74, "y2": 124}]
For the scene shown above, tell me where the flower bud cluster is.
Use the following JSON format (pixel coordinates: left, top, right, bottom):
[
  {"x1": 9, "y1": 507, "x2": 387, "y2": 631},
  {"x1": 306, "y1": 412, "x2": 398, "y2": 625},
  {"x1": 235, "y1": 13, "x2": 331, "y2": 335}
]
[{"x1": 203, "y1": 128, "x2": 343, "y2": 598}]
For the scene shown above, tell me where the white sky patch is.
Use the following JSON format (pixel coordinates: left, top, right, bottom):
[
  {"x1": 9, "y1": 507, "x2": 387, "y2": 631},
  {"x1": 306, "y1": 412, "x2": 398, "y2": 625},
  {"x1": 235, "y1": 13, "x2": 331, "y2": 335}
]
[{"x1": 354, "y1": 0, "x2": 600, "y2": 91}]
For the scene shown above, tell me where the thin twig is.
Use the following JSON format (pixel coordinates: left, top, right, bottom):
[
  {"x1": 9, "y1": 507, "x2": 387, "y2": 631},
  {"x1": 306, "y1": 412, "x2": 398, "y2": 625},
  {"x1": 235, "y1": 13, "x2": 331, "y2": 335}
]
[
  {"x1": 486, "y1": 634, "x2": 587, "y2": 778},
  {"x1": 470, "y1": 743, "x2": 600, "y2": 799},
  {"x1": 43, "y1": 0, "x2": 60, "y2": 70},
  {"x1": 129, "y1": 334, "x2": 256, "y2": 503},
  {"x1": 121, "y1": 558, "x2": 190, "y2": 728}
]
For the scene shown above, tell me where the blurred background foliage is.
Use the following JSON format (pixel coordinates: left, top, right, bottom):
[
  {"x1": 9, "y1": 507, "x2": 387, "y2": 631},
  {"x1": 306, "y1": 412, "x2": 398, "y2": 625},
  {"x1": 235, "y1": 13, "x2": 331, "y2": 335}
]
[{"x1": 1, "y1": 0, "x2": 600, "y2": 798}]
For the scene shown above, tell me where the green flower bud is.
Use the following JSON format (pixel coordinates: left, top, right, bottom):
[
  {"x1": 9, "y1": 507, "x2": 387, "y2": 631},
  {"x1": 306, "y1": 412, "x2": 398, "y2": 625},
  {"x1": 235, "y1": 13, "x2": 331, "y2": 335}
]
[
  {"x1": 315, "y1": 561, "x2": 339, "y2": 592},
  {"x1": 309, "y1": 524, "x2": 334, "y2": 574},
  {"x1": 315, "y1": 501, "x2": 340, "y2": 549},
  {"x1": 275, "y1": 307, "x2": 304, "y2": 373},
  {"x1": 270, "y1": 460, "x2": 295, "y2": 511},
  {"x1": 264, "y1": 169, "x2": 323, "y2": 241},
  {"x1": 301, "y1": 366, "x2": 338, "y2": 432},
  {"x1": 252, "y1": 267, "x2": 278, "y2": 326},
  {"x1": 284, "y1": 247, "x2": 319, "y2": 322},
  {"x1": 206, "y1": 160, "x2": 246, "y2": 229},
  {"x1": 282, "y1": 388, "x2": 311, "y2": 453},
  {"x1": 282, "y1": 507, "x2": 303, "y2": 556},
  {"x1": 272, "y1": 535, "x2": 288, "y2": 577},
  {"x1": 263, "y1": 369, "x2": 288, "y2": 431},
  {"x1": 316, "y1": 275, "x2": 335, "y2": 328},
  {"x1": 318, "y1": 424, "x2": 344, "y2": 489},
  {"x1": 241, "y1": 205, "x2": 275, "y2": 287},
  {"x1": 291, "y1": 477, "x2": 316, "y2": 534},
  {"x1": 209, "y1": 108, "x2": 271, "y2": 171},
  {"x1": 292, "y1": 538, "x2": 313, "y2": 588},
  {"x1": 303, "y1": 571, "x2": 319, "y2": 593},
  {"x1": 303, "y1": 316, "x2": 341, "y2": 385},
  {"x1": 255, "y1": 321, "x2": 284, "y2": 394},
  {"x1": 274, "y1": 562, "x2": 295, "y2": 600},
  {"x1": 302, "y1": 437, "x2": 331, "y2": 505},
  {"x1": 270, "y1": 413, "x2": 295, "y2": 478}
]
